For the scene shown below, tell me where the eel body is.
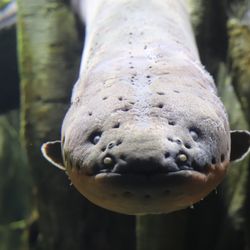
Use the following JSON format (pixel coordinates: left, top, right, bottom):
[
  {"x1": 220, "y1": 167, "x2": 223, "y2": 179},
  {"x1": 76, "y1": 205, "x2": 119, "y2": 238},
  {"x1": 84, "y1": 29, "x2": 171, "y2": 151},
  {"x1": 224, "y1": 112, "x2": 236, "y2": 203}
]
[{"x1": 42, "y1": 0, "x2": 250, "y2": 215}]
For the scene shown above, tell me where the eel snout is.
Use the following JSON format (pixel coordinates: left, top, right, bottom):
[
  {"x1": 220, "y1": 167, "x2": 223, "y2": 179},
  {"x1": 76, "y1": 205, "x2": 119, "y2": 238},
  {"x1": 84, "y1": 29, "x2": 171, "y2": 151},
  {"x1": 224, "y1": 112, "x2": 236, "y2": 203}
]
[
  {"x1": 64, "y1": 126, "x2": 228, "y2": 215},
  {"x1": 86, "y1": 131, "x2": 208, "y2": 176}
]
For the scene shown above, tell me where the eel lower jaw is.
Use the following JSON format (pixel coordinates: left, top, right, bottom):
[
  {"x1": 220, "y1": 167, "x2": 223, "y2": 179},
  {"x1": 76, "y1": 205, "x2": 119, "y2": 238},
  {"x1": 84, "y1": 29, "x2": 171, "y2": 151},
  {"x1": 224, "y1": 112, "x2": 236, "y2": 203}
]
[
  {"x1": 67, "y1": 161, "x2": 229, "y2": 215},
  {"x1": 82, "y1": 158, "x2": 212, "y2": 177}
]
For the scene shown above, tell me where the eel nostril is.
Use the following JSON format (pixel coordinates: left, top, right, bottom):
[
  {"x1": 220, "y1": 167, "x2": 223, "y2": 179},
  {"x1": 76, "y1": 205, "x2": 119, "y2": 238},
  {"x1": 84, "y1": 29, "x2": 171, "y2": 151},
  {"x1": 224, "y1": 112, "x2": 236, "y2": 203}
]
[
  {"x1": 177, "y1": 153, "x2": 188, "y2": 163},
  {"x1": 107, "y1": 142, "x2": 116, "y2": 149},
  {"x1": 103, "y1": 156, "x2": 114, "y2": 166}
]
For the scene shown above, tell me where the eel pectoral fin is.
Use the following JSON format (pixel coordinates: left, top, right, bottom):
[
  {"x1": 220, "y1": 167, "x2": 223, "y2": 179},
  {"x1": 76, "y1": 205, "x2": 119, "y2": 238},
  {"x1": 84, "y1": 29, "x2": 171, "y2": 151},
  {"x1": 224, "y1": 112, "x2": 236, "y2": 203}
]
[
  {"x1": 41, "y1": 141, "x2": 65, "y2": 170},
  {"x1": 230, "y1": 130, "x2": 250, "y2": 162}
]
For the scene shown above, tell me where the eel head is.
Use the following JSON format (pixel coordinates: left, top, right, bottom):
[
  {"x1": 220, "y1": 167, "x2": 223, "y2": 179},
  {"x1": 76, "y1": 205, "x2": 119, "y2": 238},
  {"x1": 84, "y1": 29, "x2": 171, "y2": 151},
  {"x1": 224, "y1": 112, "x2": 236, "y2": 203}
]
[{"x1": 42, "y1": 91, "x2": 250, "y2": 215}]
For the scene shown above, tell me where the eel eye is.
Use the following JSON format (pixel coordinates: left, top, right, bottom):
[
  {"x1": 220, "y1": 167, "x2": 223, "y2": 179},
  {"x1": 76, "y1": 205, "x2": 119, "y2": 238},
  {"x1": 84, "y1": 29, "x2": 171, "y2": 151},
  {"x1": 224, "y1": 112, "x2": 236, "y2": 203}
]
[{"x1": 89, "y1": 131, "x2": 102, "y2": 145}]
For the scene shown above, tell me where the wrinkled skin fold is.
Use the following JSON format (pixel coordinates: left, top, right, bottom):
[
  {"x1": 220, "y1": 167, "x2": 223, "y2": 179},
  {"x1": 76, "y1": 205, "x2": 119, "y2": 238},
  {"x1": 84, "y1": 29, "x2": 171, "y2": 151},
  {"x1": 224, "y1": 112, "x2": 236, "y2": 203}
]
[{"x1": 42, "y1": 0, "x2": 250, "y2": 215}]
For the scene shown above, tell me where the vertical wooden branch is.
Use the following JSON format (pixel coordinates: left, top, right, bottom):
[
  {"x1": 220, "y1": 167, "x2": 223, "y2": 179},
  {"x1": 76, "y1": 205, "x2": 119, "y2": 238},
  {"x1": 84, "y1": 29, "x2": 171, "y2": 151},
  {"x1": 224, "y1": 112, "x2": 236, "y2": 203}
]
[
  {"x1": 228, "y1": 6, "x2": 250, "y2": 124},
  {"x1": 136, "y1": 1, "x2": 249, "y2": 250},
  {"x1": 227, "y1": 2, "x2": 250, "y2": 247},
  {"x1": 136, "y1": 213, "x2": 188, "y2": 250},
  {"x1": 17, "y1": 0, "x2": 135, "y2": 249}
]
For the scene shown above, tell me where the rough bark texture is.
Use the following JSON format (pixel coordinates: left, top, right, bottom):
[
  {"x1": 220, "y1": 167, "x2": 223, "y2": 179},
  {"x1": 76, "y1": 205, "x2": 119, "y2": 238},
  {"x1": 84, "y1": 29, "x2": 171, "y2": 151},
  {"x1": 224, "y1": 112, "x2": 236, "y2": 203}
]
[
  {"x1": 228, "y1": 3, "x2": 250, "y2": 125},
  {"x1": 17, "y1": 1, "x2": 135, "y2": 250},
  {"x1": 0, "y1": 110, "x2": 31, "y2": 250},
  {"x1": 136, "y1": 211, "x2": 189, "y2": 250},
  {"x1": 136, "y1": 1, "x2": 250, "y2": 250},
  {"x1": 226, "y1": 2, "x2": 250, "y2": 248},
  {"x1": 0, "y1": 25, "x2": 19, "y2": 113}
]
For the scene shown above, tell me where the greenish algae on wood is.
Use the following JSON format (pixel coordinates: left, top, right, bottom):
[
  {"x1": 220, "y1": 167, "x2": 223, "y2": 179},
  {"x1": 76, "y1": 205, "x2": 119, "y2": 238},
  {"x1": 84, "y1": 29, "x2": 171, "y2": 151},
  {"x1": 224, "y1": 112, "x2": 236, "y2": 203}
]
[
  {"x1": 136, "y1": 211, "x2": 188, "y2": 250},
  {"x1": 0, "y1": 110, "x2": 32, "y2": 250},
  {"x1": 228, "y1": 16, "x2": 250, "y2": 125},
  {"x1": 214, "y1": 63, "x2": 249, "y2": 250},
  {"x1": 17, "y1": 1, "x2": 135, "y2": 250},
  {"x1": 136, "y1": 1, "x2": 250, "y2": 250},
  {"x1": 227, "y1": 3, "x2": 250, "y2": 247}
]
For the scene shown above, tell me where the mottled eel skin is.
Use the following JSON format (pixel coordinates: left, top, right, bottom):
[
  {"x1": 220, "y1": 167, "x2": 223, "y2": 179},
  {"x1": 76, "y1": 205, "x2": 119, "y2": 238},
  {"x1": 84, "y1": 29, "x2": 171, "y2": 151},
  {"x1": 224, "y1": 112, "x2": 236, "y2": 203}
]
[{"x1": 42, "y1": 0, "x2": 250, "y2": 215}]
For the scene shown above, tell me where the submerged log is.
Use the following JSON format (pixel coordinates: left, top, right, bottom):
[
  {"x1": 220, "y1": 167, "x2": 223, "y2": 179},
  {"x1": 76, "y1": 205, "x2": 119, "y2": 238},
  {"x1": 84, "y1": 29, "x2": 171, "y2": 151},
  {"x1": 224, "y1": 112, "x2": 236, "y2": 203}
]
[{"x1": 17, "y1": 0, "x2": 135, "y2": 249}]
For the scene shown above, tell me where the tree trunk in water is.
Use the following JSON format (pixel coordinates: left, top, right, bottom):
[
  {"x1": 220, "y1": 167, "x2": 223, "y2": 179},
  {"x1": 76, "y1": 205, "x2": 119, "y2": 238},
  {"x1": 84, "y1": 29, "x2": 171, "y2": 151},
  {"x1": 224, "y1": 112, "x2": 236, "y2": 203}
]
[
  {"x1": 226, "y1": 1, "x2": 250, "y2": 248},
  {"x1": 136, "y1": 212, "x2": 188, "y2": 250},
  {"x1": 17, "y1": 1, "x2": 135, "y2": 249},
  {"x1": 136, "y1": 1, "x2": 250, "y2": 250},
  {"x1": 0, "y1": 110, "x2": 32, "y2": 250}
]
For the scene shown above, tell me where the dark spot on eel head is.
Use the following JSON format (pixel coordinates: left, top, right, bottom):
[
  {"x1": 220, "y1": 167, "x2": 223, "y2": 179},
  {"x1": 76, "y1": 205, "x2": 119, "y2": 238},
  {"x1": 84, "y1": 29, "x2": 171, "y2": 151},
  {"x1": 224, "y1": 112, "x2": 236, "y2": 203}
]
[
  {"x1": 165, "y1": 152, "x2": 170, "y2": 158},
  {"x1": 184, "y1": 143, "x2": 192, "y2": 149},
  {"x1": 168, "y1": 121, "x2": 176, "y2": 126},
  {"x1": 116, "y1": 139, "x2": 123, "y2": 146},
  {"x1": 121, "y1": 106, "x2": 131, "y2": 112},
  {"x1": 113, "y1": 122, "x2": 120, "y2": 128}
]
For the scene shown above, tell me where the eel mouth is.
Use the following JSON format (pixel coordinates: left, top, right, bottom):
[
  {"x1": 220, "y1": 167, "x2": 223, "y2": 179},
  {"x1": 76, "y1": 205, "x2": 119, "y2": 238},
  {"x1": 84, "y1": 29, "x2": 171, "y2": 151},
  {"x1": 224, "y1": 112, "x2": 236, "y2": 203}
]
[
  {"x1": 80, "y1": 152, "x2": 216, "y2": 179},
  {"x1": 67, "y1": 160, "x2": 229, "y2": 215}
]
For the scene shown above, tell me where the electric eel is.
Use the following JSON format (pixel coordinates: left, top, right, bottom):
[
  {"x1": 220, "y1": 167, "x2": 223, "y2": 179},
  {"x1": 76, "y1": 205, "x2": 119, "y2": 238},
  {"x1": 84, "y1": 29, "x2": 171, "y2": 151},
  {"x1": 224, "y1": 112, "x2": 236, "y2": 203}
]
[{"x1": 42, "y1": 0, "x2": 250, "y2": 215}]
